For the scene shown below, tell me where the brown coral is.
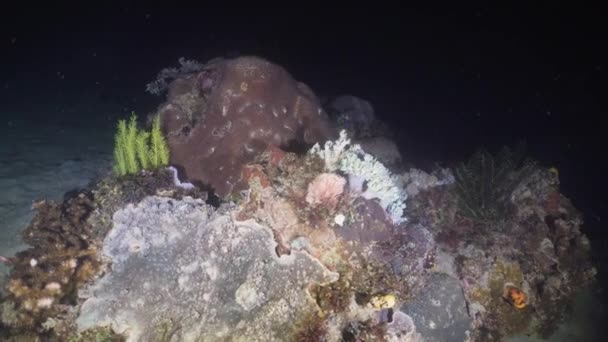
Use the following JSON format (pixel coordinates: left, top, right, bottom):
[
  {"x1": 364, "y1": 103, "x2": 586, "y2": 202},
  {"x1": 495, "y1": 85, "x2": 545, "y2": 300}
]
[{"x1": 2, "y1": 190, "x2": 103, "y2": 330}]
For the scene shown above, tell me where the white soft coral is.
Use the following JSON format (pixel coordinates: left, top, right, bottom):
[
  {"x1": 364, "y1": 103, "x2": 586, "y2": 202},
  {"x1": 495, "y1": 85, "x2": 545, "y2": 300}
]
[
  {"x1": 309, "y1": 129, "x2": 353, "y2": 172},
  {"x1": 308, "y1": 130, "x2": 407, "y2": 224}
]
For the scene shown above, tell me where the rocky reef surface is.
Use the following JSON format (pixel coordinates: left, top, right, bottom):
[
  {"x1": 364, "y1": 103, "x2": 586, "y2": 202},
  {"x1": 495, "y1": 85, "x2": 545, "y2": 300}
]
[{"x1": 0, "y1": 56, "x2": 597, "y2": 341}]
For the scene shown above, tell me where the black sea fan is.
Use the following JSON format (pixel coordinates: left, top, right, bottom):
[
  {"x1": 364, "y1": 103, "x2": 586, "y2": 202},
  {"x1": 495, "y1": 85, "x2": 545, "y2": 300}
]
[{"x1": 453, "y1": 143, "x2": 537, "y2": 223}]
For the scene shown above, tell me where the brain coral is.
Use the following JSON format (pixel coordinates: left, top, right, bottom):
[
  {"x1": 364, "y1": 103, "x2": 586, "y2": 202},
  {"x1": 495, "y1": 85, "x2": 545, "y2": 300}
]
[{"x1": 155, "y1": 56, "x2": 337, "y2": 198}]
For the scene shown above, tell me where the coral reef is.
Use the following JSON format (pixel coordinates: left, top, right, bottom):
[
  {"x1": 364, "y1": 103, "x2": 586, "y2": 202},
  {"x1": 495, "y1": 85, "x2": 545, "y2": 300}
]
[
  {"x1": 409, "y1": 160, "x2": 596, "y2": 340},
  {"x1": 0, "y1": 166, "x2": 205, "y2": 339},
  {"x1": 230, "y1": 143, "x2": 435, "y2": 336},
  {"x1": 0, "y1": 57, "x2": 597, "y2": 341},
  {"x1": 0, "y1": 189, "x2": 103, "y2": 334}
]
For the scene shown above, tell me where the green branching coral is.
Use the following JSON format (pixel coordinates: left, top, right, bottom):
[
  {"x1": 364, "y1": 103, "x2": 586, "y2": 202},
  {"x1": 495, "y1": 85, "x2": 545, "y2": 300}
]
[
  {"x1": 454, "y1": 143, "x2": 537, "y2": 223},
  {"x1": 149, "y1": 114, "x2": 170, "y2": 168},
  {"x1": 113, "y1": 112, "x2": 170, "y2": 177},
  {"x1": 113, "y1": 114, "x2": 137, "y2": 176},
  {"x1": 135, "y1": 130, "x2": 151, "y2": 170}
]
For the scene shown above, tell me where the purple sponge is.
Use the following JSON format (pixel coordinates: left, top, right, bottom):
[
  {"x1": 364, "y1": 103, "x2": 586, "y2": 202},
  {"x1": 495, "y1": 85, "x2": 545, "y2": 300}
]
[{"x1": 156, "y1": 56, "x2": 337, "y2": 197}]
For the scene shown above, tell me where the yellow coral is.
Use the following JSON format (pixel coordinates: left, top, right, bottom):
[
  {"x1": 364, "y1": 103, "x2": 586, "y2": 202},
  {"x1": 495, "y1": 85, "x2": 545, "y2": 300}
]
[
  {"x1": 113, "y1": 112, "x2": 170, "y2": 176},
  {"x1": 370, "y1": 294, "x2": 396, "y2": 309}
]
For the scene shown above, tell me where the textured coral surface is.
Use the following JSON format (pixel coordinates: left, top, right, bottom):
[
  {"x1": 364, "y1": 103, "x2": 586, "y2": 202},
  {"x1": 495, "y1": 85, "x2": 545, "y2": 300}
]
[
  {"x1": 158, "y1": 55, "x2": 337, "y2": 198},
  {"x1": 76, "y1": 196, "x2": 338, "y2": 341}
]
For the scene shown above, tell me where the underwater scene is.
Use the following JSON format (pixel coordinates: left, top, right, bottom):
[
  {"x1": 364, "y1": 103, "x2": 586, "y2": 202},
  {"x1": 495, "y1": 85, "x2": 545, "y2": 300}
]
[
  {"x1": 1, "y1": 4, "x2": 606, "y2": 342},
  {"x1": 0, "y1": 55, "x2": 604, "y2": 341}
]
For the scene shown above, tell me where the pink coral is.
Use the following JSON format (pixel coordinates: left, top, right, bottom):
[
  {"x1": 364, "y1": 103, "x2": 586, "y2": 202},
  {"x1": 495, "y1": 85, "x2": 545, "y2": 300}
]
[{"x1": 305, "y1": 173, "x2": 346, "y2": 208}]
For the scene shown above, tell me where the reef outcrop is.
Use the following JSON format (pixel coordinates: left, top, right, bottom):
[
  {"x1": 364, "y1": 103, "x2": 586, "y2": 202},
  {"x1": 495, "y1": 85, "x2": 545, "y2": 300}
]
[{"x1": 0, "y1": 56, "x2": 598, "y2": 341}]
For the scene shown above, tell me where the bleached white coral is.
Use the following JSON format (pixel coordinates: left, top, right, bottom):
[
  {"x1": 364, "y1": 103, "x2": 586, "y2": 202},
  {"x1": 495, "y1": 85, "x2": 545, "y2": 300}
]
[
  {"x1": 340, "y1": 150, "x2": 407, "y2": 224},
  {"x1": 308, "y1": 130, "x2": 407, "y2": 224},
  {"x1": 309, "y1": 130, "x2": 353, "y2": 171},
  {"x1": 168, "y1": 166, "x2": 195, "y2": 190}
]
